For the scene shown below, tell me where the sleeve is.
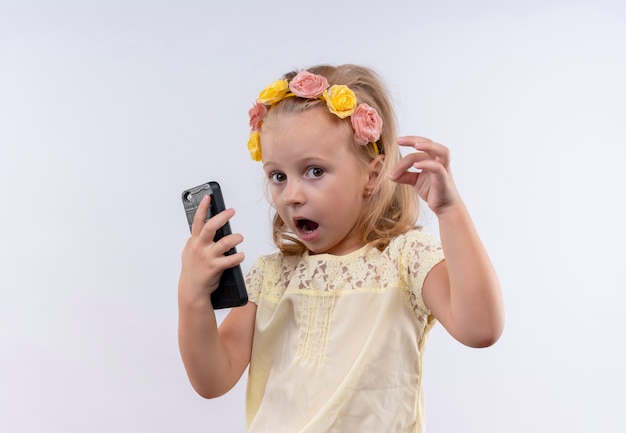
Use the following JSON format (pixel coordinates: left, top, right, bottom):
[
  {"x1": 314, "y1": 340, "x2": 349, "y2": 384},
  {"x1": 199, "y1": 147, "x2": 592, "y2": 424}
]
[
  {"x1": 399, "y1": 230, "x2": 445, "y2": 317},
  {"x1": 244, "y1": 256, "x2": 266, "y2": 305}
]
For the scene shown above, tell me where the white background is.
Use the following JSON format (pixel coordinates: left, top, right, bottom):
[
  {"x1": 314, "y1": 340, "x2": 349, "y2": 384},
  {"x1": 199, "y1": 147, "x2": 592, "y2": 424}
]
[{"x1": 1, "y1": 0, "x2": 625, "y2": 432}]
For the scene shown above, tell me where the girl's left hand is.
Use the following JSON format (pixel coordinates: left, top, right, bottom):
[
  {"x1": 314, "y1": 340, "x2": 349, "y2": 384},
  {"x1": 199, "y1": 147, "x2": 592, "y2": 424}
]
[{"x1": 390, "y1": 136, "x2": 461, "y2": 215}]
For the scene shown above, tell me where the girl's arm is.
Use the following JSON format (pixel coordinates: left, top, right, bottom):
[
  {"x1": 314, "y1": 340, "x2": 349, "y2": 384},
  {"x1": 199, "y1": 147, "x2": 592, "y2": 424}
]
[
  {"x1": 390, "y1": 136, "x2": 504, "y2": 348},
  {"x1": 178, "y1": 298, "x2": 256, "y2": 398},
  {"x1": 421, "y1": 202, "x2": 503, "y2": 347},
  {"x1": 178, "y1": 195, "x2": 256, "y2": 397}
]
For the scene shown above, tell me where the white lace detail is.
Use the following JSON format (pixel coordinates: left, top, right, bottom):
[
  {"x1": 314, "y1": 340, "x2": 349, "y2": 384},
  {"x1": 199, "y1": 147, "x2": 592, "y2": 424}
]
[{"x1": 246, "y1": 230, "x2": 444, "y2": 321}]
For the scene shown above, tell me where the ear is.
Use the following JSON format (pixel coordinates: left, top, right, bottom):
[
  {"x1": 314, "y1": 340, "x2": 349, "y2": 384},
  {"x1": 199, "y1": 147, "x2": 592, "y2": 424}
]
[{"x1": 365, "y1": 155, "x2": 384, "y2": 196}]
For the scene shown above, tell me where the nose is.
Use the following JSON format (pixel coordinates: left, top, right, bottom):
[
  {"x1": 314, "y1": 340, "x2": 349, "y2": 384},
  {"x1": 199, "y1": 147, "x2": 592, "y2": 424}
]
[{"x1": 283, "y1": 179, "x2": 305, "y2": 206}]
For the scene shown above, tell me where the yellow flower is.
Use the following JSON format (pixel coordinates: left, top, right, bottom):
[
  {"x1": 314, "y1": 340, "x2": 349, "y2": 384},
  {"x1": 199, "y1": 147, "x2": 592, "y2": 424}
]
[
  {"x1": 247, "y1": 131, "x2": 262, "y2": 161},
  {"x1": 257, "y1": 79, "x2": 290, "y2": 105},
  {"x1": 323, "y1": 85, "x2": 356, "y2": 118}
]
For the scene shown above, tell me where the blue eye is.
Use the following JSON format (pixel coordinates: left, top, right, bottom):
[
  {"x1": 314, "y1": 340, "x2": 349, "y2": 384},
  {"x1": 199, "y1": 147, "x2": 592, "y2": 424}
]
[
  {"x1": 270, "y1": 172, "x2": 287, "y2": 183},
  {"x1": 306, "y1": 167, "x2": 324, "y2": 178}
]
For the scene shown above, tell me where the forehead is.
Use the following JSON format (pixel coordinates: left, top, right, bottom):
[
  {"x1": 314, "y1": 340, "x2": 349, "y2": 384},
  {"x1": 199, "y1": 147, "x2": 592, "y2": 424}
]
[
  {"x1": 263, "y1": 105, "x2": 348, "y2": 134},
  {"x1": 260, "y1": 107, "x2": 354, "y2": 162}
]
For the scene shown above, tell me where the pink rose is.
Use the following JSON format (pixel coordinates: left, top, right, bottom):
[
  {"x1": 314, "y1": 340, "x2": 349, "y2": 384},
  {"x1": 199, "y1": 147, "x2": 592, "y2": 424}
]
[
  {"x1": 351, "y1": 103, "x2": 383, "y2": 145},
  {"x1": 248, "y1": 101, "x2": 268, "y2": 131},
  {"x1": 289, "y1": 70, "x2": 329, "y2": 98}
]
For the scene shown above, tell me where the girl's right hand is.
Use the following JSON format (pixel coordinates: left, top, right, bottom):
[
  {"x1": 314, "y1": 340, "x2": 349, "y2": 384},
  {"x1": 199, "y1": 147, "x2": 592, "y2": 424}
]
[{"x1": 179, "y1": 194, "x2": 245, "y2": 306}]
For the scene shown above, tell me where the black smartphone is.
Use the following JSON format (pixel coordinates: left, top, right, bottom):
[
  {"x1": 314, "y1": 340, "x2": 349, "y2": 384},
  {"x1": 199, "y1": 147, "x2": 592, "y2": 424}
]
[{"x1": 181, "y1": 181, "x2": 248, "y2": 309}]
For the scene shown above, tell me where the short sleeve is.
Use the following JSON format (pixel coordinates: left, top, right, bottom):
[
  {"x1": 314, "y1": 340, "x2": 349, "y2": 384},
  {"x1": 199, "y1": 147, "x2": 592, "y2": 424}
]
[
  {"x1": 245, "y1": 256, "x2": 266, "y2": 305},
  {"x1": 398, "y1": 230, "x2": 445, "y2": 318}
]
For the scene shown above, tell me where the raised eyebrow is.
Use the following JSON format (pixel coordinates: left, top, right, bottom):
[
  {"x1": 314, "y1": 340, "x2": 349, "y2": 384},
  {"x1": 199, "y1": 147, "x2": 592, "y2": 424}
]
[
  {"x1": 301, "y1": 156, "x2": 331, "y2": 165},
  {"x1": 262, "y1": 163, "x2": 281, "y2": 175}
]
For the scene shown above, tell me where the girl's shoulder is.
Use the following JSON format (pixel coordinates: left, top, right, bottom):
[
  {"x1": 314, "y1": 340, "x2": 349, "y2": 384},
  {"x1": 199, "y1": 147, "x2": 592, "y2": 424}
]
[
  {"x1": 245, "y1": 250, "x2": 300, "y2": 287},
  {"x1": 249, "y1": 250, "x2": 300, "y2": 269},
  {"x1": 385, "y1": 228, "x2": 442, "y2": 256}
]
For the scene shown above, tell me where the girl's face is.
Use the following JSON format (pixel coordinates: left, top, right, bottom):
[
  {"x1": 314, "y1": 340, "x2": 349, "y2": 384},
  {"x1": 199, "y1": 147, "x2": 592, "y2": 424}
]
[{"x1": 261, "y1": 107, "x2": 372, "y2": 256}]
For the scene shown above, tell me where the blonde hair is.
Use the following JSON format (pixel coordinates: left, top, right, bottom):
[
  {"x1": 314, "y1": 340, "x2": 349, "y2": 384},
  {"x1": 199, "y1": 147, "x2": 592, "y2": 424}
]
[{"x1": 260, "y1": 64, "x2": 419, "y2": 255}]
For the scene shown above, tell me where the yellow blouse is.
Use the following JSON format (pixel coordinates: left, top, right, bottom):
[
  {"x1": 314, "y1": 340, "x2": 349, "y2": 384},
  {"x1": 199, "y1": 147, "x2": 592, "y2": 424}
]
[{"x1": 244, "y1": 229, "x2": 445, "y2": 433}]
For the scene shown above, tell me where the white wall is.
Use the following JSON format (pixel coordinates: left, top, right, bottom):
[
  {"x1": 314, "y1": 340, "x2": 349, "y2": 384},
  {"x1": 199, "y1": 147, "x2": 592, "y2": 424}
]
[{"x1": 1, "y1": 1, "x2": 624, "y2": 432}]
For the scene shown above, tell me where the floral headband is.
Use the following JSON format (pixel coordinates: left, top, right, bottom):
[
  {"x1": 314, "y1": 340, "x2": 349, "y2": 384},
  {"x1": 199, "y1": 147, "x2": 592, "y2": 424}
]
[{"x1": 247, "y1": 70, "x2": 383, "y2": 161}]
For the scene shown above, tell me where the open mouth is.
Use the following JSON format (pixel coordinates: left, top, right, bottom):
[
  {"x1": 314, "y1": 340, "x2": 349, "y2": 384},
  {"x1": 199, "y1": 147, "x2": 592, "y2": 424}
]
[{"x1": 296, "y1": 219, "x2": 319, "y2": 235}]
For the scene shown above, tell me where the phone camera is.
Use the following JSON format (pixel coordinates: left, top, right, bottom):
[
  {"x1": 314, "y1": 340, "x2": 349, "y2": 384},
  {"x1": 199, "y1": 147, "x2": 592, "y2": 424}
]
[{"x1": 184, "y1": 192, "x2": 193, "y2": 202}]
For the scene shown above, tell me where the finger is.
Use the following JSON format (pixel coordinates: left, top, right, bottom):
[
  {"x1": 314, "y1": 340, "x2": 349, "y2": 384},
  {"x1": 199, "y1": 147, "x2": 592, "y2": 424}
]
[
  {"x1": 212, "y1": 233, "x2": 244, "y2": 256},
  {"x1": 199, "y1": 208, "x2": 237, "y2": 244},
  {"x1": 398, "y1": 136, "x2": 450, "y2": 166},
  {"x1": 389, "y1": 152, "x2": 431, "y2": 180},
  {"x1": 412, "y1": 159, "x2": 450, "y2": 182},
  {"x1": 397, "y1": 135, "x2": 433, "y2": 147},
  {"x1": 191, "y1": 194, "x2": 211, "y2": 237},
  {"x1": 213, "y1": 250, "x2": 246, "y2": 270},
  {"x1": 390, "y1": 157, "x2": 449, "y2": 186},
  {"x1": 390, "y1": 170, "x2": 420, "y2": 186}
]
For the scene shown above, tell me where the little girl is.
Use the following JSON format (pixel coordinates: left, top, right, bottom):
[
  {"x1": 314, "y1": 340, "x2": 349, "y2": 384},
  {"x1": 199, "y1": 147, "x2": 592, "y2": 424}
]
[{"x1": 178, "y1": 64, "x2": 504, "y2": 432}]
